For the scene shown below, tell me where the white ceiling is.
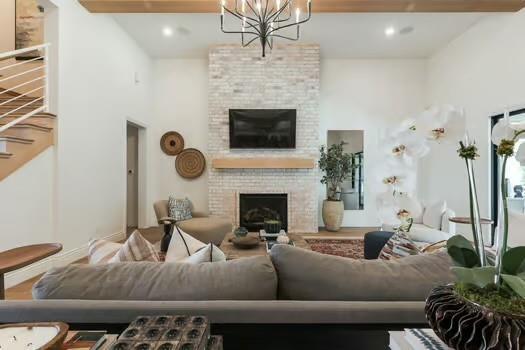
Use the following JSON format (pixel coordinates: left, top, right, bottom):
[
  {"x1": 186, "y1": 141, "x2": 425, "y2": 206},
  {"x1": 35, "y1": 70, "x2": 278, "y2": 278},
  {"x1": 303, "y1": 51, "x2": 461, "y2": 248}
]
[{"x1": 112, "y1": 13, "x2": 492, "y2": 59}]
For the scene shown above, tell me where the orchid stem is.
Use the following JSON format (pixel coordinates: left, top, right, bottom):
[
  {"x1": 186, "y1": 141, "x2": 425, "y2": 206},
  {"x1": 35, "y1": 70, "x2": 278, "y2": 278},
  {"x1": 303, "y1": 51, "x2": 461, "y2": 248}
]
[{"x1": 495, "y1": 155, "x2": 509, "y2": 287}]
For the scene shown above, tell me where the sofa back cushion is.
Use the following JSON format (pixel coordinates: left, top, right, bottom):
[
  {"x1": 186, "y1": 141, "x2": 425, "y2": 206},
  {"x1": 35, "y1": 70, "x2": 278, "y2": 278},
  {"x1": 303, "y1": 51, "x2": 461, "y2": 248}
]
[
  {"x1": 33, "y1": 256, "x2": 277, "y2": 301},
  {"x1": 270, "y1": 245, "x2": 454, "y2": 301}
]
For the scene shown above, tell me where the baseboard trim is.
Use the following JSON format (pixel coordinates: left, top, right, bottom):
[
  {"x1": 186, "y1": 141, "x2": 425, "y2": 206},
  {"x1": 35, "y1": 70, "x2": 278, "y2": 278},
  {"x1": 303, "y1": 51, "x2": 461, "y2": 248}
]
[{"x1": 4, "y1": 231, "x2": 125, "y2": 289}]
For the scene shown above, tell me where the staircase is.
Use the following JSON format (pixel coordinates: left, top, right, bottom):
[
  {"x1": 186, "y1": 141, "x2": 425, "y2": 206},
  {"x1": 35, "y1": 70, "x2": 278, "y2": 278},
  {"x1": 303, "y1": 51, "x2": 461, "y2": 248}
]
[{"x1": 0, "y1": 44, "x2": 55, "y2": 181}]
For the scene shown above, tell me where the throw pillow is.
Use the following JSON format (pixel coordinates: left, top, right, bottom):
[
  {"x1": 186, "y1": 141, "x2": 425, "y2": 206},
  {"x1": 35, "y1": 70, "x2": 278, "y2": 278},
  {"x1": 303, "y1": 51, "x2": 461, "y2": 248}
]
[
  {"x1": 182, "y1": 244, "x2": 226, "y2": 264},
  {"x1": 379, "y1": 231, "x2": 421, "y2": 260},
  {"x1": 165, "y1": 226, "x2": 206, "y2": 261},
  {"x1": 168, "y1": 197, "x2": 192, "y2": 221},
  {"x1": 109, "y1": 230, "x2": 160, "y2": 263},
  {"x1": 422, "y1": 200, "x2": 447, "y2": 230},
  {"x1": 87, "y1": 239, "x2": 122, "y2": 264},
  {"x1": 165, "y1": 226, "x2": 226, "y2": 263}
]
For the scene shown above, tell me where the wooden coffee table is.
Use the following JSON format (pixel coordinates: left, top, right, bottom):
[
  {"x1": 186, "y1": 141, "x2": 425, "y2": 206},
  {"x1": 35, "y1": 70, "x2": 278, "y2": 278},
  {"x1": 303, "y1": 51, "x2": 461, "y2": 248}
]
[{"x1": 220, "y1": 232, "x2": 310, "y2": 260}]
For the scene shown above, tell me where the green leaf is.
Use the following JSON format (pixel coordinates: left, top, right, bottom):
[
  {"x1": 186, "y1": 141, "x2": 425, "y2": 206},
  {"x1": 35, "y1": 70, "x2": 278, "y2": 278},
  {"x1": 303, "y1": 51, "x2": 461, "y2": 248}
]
[
  {"x1": 502, "y1": 274, "x2": 525, "y2": 298},
  {"x1": 502, "y1": 247, "x2": 525, "y2": 275},
  {"x1": 447, "y1": 235, "x2": 480, "y2": 268},
  {"x1": 451, "y1": 267, "x2": 496, "y2": 288}
]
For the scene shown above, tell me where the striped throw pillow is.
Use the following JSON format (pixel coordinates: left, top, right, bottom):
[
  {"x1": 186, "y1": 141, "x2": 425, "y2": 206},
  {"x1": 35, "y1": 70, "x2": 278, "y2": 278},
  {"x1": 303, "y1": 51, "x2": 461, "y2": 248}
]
[
  {"x1": 88, "y1": 239, "x2": 122, "y2": 264},
  {"x1": 379, "y1": 231, "x2": 421, "y2": 260},
  {"x1": 109, "y1": 230, "x2": 160, "y2": 263}
]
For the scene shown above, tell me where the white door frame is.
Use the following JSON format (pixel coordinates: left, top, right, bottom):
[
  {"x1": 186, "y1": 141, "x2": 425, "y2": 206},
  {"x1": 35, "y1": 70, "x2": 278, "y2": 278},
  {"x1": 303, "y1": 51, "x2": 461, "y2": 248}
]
[{"x1": 124, "y1": 118, "x2": 148, "y2": 233}]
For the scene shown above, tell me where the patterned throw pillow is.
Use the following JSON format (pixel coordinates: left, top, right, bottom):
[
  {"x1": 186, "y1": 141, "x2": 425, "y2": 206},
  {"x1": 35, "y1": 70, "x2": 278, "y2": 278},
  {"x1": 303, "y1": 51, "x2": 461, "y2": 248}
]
[
  {"x1": 88, "y1": 239, "x2": 122, "y2": 264},
  {"x1": 168, "y1": 197, "x2": 192, "y2": 221},
  {"x1": 379, "y1": 231, "x2": 421, "y2": 260},
  {"x1": 109, "y1": 230, "x2": 160, "y2": 263}
]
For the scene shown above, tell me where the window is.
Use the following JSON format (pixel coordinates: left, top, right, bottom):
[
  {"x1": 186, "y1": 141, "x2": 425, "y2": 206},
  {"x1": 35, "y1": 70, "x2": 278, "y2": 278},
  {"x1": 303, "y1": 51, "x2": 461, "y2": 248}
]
[{"x1": 490, "y1": 107, "x2": 525, "y2": 244}]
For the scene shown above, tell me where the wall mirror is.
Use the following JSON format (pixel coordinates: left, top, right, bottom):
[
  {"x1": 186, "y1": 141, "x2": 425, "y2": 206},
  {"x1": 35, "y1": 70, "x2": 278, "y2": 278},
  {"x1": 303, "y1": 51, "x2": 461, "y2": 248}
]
[{"x1": 327, "y1": 130, "x2": 364, "y2": 210}]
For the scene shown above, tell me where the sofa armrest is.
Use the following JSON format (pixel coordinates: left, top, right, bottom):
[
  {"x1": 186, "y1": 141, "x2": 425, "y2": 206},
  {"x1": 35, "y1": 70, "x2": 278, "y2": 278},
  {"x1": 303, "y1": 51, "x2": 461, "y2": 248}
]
[
  {"x1": 441, "y1": 209, "x2": 456, "y2": 235},
  {"x1": 192, "y1": 211, "x2": 209, "y2": 218},
  {"x1": 159, "y1": 216, "x2": 176, "y2": 225}
]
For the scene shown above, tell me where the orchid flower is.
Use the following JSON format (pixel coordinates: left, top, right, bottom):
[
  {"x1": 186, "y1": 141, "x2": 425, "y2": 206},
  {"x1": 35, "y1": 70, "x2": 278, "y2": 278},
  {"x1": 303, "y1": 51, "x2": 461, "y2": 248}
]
[
  {"x1": 417, "y1": 105, "x2": 466, "y2": 143},
  {"x1": 516, "y1": 142, "x2": 525, "y2": 166},
  {"x1": 376, "y1": 192, "x2": 422, "y2": 226},
  {"x1": 374, "y1": 163, "x2": 416, "y2": 194},
  {"x1": 382, "y1": 125, "x2": 429, "y2": 165}
]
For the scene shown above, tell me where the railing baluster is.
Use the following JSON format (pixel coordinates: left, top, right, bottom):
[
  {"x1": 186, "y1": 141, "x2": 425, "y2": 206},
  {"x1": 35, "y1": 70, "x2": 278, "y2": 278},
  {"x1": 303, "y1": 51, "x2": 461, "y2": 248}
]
[{"x1": 0, "y1": 43, "x2": 50, "y2": 135}]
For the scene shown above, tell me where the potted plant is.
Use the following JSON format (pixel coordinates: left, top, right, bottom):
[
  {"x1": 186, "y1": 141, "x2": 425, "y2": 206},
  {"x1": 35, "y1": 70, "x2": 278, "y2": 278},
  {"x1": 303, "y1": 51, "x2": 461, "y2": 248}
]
[
  {"x1": 319, "y1": 142, "x2": 354, "y2": 232},
  {"x1": 425, "y1": 122, "x2": 525, "y2": 349}
]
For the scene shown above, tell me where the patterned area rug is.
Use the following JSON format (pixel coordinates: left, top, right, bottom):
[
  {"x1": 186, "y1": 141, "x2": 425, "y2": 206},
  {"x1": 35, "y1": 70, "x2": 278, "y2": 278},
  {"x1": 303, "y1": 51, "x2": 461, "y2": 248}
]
[{"x1": 305, "y1": 238, "x2": 364, "y2": 259}]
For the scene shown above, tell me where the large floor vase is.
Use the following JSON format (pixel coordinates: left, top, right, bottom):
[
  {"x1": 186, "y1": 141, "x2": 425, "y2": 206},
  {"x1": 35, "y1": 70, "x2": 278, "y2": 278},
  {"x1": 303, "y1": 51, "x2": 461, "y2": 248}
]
[
  {"x1": 425, "y1": 284, "x2": 525, "y2": 349},
  {"x1": 322, "y1": 200, "x2": 344, "y2": 232}
]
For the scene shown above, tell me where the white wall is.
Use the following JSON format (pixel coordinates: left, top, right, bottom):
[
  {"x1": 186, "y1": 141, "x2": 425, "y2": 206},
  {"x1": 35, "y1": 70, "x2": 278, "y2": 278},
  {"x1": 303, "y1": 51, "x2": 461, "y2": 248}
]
[
  {"x1": 320, "y1": 59, "x2": 427, "y2": 227},
  {"x1": 151, "y1": 59, "x2": 209, "y2": 214},
  {"x1": 422, "y1": 10, "x2": 525, "y2": 244},
  {"x1": 0, "y1": 0, "x2": 153, "y2": 286}
]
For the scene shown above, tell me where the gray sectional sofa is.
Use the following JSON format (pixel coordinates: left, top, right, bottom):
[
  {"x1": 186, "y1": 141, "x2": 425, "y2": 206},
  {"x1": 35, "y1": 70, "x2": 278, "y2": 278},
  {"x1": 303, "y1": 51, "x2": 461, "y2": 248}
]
[{"x1": 0, "y1": 245, "x2": 454, "y2": 350}]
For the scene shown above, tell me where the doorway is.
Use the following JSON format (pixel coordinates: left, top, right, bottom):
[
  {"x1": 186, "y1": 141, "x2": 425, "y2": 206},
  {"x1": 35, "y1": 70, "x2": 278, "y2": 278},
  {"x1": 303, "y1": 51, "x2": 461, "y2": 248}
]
[{"x1": 126, "y1": 123, "x2": 139, "y2": 235}]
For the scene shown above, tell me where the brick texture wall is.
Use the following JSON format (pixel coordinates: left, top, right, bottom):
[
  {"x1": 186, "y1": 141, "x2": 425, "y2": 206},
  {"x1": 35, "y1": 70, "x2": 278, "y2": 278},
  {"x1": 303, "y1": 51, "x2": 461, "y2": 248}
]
[{"x1": 208, "y1": 44, "x2": 320, "y2": 233}]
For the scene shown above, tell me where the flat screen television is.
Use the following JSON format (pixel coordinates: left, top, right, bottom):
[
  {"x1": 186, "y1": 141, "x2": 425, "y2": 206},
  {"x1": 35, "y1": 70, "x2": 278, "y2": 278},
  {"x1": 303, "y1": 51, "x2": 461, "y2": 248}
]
[{"x1": 229, "y1": 109, "x2": 296, "y2": 149}]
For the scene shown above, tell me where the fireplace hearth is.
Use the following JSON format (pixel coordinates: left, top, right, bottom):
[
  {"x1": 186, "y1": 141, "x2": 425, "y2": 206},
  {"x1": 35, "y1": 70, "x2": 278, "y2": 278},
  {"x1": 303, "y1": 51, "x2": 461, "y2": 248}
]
[{"x1": 239, "y1": 193, "x2": 288, "y2": 232}]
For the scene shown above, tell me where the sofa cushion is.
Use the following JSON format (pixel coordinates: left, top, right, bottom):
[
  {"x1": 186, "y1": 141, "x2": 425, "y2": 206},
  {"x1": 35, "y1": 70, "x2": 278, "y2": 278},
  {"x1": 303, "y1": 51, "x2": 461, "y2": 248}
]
[
  {"x1": 408, "y1": 223, "x2": 452, "y2": 244},
  {"x1": 270, "y1": 245, "x2": 454, "y2": 301},
  {"x1": 422, "y1": 200, "x2": 446, "y2": 229},
  {"x1": 33, "y1": 256, "x2": 277, "y2": 301}
]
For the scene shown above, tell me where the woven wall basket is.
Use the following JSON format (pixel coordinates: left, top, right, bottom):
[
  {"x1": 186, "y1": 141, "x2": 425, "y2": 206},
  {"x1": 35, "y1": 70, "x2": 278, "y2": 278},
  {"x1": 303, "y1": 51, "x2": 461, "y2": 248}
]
[
  {"x1": 160, "y1": 131, "x2": 185, "y2": 156},
  {"x1": 175, "y1": 148, "x2": 206, "y2": 179}
]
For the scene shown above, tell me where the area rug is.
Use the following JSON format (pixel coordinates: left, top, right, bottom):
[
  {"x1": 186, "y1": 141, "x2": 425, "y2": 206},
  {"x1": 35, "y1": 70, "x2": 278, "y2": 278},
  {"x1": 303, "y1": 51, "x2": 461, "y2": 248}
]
[{"x1": 305, "y1": 238, "x2": 364, "y2": 259}]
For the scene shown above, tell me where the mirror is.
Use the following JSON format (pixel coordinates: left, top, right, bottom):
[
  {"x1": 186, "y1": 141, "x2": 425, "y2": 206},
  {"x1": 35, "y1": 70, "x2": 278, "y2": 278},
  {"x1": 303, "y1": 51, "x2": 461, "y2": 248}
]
[{"x1": 327, "y1": 130, "x2": 364, "y2": 210}]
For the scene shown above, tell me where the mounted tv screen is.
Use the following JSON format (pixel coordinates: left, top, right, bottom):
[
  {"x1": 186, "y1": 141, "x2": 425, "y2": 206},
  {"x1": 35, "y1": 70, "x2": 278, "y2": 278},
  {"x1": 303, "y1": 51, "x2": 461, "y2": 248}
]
[{"x1": 229, "y1": 109, "x2": 296, "y2": 149}]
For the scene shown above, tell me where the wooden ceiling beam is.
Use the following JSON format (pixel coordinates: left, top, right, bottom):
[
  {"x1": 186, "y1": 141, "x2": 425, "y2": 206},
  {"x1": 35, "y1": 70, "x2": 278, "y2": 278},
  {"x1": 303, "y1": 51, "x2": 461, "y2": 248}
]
[{"x1": 78, "y1": 0, "x2": 525, "y2": 13}]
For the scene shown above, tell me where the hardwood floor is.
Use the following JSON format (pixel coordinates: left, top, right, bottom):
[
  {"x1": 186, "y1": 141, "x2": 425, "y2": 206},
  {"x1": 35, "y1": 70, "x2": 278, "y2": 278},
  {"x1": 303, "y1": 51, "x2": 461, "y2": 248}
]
[{"x1": 5, "y1": 226, "x2": 377, "y2": 301}]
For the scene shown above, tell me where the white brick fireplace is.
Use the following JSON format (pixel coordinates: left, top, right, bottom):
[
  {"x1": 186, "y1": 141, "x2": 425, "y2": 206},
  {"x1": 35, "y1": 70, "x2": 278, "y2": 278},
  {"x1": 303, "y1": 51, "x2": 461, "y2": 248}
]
[{"x1": 208, "y1": 44, "x2": 320, "y2": 233}]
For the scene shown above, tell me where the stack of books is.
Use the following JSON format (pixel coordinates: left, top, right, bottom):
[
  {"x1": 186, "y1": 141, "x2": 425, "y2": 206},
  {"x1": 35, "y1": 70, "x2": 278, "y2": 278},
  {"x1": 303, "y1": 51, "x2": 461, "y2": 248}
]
[{"x1": 389, "y1": 329, "x2": 452, "y2": 350}]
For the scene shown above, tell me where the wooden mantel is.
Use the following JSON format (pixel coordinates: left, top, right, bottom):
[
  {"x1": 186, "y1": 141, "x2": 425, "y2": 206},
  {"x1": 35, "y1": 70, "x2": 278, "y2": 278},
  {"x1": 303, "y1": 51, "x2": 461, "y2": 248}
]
[
  {"x1": 212, "y1": 157, "x2": 316, "y2": 169},
  {"x1": 78, "y1": 0, "x2": 525, "y2": 13}
]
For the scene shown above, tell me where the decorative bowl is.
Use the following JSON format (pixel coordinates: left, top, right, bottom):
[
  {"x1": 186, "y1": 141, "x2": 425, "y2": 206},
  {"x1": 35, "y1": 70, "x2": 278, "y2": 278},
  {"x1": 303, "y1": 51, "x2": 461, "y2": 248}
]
[
  {"x1": 232, "y1": 236, "x2": 260, "y2": 249},
  {"x1": 425, "y1": 284, "x2": 525, "y2": 349}
]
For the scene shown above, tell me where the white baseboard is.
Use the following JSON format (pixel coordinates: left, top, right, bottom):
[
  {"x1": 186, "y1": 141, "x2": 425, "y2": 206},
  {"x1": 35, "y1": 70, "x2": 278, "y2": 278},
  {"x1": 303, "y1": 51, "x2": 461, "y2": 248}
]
[{"x1": 4, "y1": 230, "x2": 126, "y2": 289}]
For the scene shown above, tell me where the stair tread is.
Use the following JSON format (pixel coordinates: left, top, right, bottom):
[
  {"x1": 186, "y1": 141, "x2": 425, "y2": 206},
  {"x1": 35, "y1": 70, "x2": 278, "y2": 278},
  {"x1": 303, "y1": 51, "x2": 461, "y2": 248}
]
[
  {"x1": 4, "y1": 112, "x2": 56, "y2": 118},
  {"x1": 0, "y1": 135, "x2": 34, "y2": 143},
  {"x1": 0, "y1": 122, "x2": 53, "y2": 131}
]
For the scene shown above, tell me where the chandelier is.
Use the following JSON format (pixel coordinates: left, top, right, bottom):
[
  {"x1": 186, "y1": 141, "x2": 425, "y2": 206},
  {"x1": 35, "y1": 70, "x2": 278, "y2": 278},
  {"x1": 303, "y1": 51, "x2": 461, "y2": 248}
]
[{"x1": 220, "y1": 0, "x2": 312, "y2": 57}]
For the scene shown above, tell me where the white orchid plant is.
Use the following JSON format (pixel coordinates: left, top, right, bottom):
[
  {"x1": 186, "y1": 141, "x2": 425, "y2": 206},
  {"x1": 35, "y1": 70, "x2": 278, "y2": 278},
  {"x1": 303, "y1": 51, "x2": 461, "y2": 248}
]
[
  {"x1": 447, "y1": 114, "x2": 525, "y2": 304},
  {"x1": 375, "y1": 105, "x2": 464, "y2": 230}
]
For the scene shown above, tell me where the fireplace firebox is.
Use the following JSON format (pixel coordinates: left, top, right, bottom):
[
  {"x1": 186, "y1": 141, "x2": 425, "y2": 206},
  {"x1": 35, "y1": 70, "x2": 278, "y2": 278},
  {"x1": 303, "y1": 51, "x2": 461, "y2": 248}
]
[{"x1": 239, "y1": 193, "x2": 288, "y2": 232}]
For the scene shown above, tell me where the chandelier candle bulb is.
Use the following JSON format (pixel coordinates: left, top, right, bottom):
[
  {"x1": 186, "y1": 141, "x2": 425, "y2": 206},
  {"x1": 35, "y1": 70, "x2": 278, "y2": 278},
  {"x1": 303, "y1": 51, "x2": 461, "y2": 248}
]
[{"x1": 296, "y1": 8, "x2": 300, "y2": 22}]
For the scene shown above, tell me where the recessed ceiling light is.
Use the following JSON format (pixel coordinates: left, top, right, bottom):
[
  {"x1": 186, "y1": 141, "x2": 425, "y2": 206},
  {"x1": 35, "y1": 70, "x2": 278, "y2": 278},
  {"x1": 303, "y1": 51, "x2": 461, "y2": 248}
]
[
  {"x1": 162, "y1": 26, "x2": 174, "y2": 37},
  {"x1": 385, "y1": 26, "x2": 396, "y2": 38}
]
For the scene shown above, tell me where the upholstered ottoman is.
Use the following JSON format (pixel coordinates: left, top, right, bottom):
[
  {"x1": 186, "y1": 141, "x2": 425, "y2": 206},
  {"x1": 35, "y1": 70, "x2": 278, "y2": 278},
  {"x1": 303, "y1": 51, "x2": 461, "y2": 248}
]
[{"x1": 364, "y1": 231, "x2": 394, "y2": 260}]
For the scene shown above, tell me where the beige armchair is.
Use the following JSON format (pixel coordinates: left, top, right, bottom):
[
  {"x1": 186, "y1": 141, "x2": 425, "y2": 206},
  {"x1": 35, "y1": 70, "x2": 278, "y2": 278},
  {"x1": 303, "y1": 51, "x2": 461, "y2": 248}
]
[{"x1": 153, "y1": 200, "x2": 232, "y2": 246}]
